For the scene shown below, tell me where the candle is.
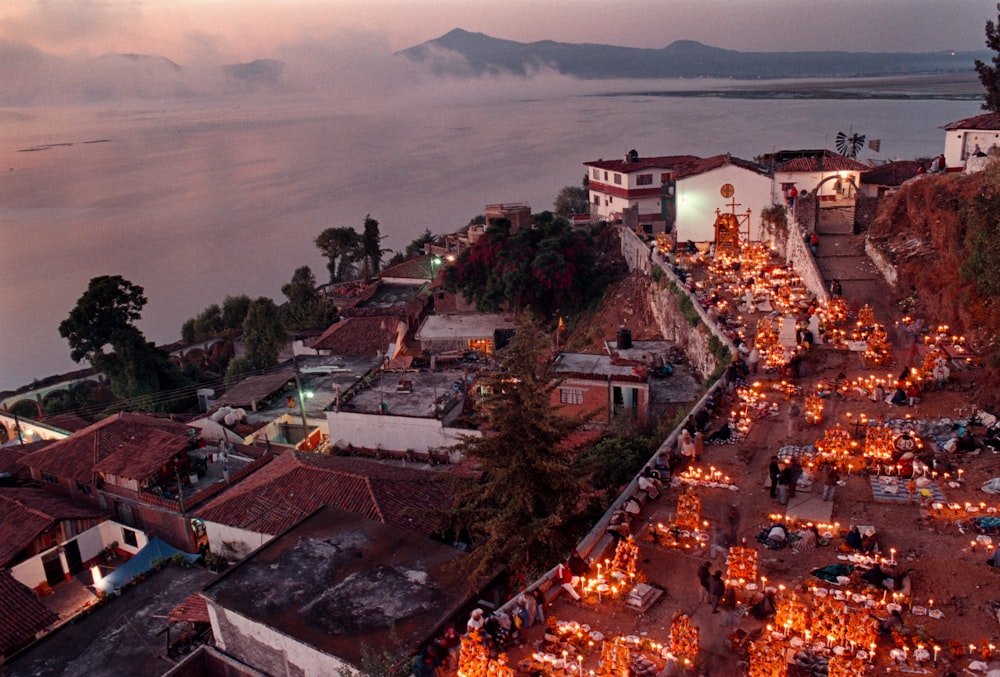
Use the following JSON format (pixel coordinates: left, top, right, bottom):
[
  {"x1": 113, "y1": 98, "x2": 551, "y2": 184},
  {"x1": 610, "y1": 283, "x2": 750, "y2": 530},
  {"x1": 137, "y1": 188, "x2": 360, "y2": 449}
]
[{"x1": 933, "y1": 645, "x2": 940, "y2": 664}]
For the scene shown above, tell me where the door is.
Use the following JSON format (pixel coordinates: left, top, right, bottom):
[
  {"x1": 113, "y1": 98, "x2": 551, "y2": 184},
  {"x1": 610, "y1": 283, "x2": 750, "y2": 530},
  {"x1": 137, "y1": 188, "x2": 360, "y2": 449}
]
[
  {"x1": 63, "y1": 539, "x2": 83, "y2": 575},
  {"x1": 42, "y1": 550, "x2": 64, "y2": 586}
]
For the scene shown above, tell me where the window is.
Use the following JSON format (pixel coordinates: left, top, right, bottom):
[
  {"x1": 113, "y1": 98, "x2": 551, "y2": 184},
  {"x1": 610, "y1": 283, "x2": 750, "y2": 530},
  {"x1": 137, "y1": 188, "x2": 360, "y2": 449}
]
[
  {"x1": 592, "y1": 168, "x2": 600, "y2": 179},
  {"x1": 121, "y1": 528, "x2": 138, "y2": 547},
  {"x1": 613, "y1": 173, "x2": 622, "y2": 185},
  {"x1": 661, "y1": 173, "x2": 672, "y2": 183},
  {"x1": 603, "y1": 171, "x2": 608, "y2": 181},
  {"x1": 593, "y1": 195, "x2": 600, "y2": 205},
  {"x1": 76, "y1": 481, "x2": 91, "y2": 495},
  {"x1": 560, "y1": 387, "x2": 585, "y2": 405},
  {"x1": 41, "y1": 472, "x2": 59, "y2": 485},
  {"x1": 637, "y1": 174, "x2": 653, "y2": 186}
]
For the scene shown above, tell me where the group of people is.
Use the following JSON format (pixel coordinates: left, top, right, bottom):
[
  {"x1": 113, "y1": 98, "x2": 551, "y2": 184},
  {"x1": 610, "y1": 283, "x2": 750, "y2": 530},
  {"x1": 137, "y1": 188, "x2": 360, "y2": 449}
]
[
  {"x1": 768, "y1": 455, "x2": 805, "y2": 505},
  {"x1": 697, "y1": 561, "x2": 728, "y2": 613}
]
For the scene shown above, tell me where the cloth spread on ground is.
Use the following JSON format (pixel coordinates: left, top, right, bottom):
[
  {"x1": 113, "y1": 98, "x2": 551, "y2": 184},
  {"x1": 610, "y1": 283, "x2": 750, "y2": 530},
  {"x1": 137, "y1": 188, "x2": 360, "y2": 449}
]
[{"x1": 811, "y1": 563, "x2": 855, "y2": 584}]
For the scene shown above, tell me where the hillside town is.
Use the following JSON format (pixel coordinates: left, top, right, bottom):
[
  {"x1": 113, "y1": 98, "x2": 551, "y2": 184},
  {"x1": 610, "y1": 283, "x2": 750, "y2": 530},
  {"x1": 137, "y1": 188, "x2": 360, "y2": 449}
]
[{"x1": 1, "y1": 111, "x2": 1000, "y2": 677}]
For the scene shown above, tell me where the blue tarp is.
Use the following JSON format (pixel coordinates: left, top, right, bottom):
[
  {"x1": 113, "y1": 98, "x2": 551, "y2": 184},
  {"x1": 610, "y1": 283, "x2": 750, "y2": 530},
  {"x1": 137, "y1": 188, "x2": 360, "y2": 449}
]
[{"x1": 95, "y1": 537, "x2": 199, "y2": 593}]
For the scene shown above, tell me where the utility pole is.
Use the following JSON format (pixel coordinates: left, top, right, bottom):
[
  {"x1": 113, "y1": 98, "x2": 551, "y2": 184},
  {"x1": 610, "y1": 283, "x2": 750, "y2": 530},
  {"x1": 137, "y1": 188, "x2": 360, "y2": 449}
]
[{"x1": 292, "y1": 355, "x2": 309, "y2": 449}]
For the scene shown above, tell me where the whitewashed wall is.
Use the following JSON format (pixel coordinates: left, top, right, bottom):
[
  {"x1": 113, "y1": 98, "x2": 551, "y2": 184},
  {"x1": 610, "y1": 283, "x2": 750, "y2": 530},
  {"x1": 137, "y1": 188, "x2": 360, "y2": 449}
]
[
  {"x1": 324, "y1": 411, "x2": 478, "y2": 454},
  {"x1": 204, "y1": 522, "x2": 271, "y2": 562},
  {"x1": 676, "y1": 165, "x2": 773, "y2": 242}
]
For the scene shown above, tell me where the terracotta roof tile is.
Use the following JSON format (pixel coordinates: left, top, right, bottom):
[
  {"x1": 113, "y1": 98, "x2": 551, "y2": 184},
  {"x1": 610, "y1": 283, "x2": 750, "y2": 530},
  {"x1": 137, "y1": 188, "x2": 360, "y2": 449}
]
[
  {"x1": 311, "y1": 316, "x2": 403, "y2": 355},
  {"x1": 0, "y1": 488, "x2": 108, "y2": 566},
  {"x1": 585, "y1": 154, "x2": 700, "y2": 172},
  {"x1": 677, "y1": 154, "x2": 768, "y2": 179},
  {"x1": 861, "y1": 160, "x2": 925, "y2": 187},
  {"x1": 168, "y1": 593, "x2": 210, "y2": 624},
  {"x1": 194, "y1": 452, "x2": 451, "y2": 537},
  {"x1": 942, "y1": 112, "x2": 1000, "y2": 131},
  {"x1": 778, "y1": 153, "x2": 869, "y2": 172},
  {"x1": 0, "y1": 570, "x2": 58, "y2": 656},
  {"x1": 20, "y1": 413, "x2": 192, "y2": 484}
]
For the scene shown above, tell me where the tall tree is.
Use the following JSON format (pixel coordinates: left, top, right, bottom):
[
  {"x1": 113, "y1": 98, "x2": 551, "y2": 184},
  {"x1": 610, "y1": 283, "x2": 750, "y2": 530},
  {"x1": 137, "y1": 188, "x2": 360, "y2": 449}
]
[
  {"x1": 976, "y1": 3, "x2": 1000, "y2": 113},
  {"x1": 281, "y1": 266, "x2": 338, "y2": 331},
  {"x1": 242, "y1": 297, "x2": 287, "y2": 370},
  {"x1": 360, "y1": 214, "x2": 388, "y2": 279},
  {"x1": 315, "y1": 226, "x2": 362, "y2": 283},
  {"x1": 59, "y1": 275, "x2": 148, "y2": 363},
  {"x1": 554, "y1": 184, "x2": 589, "y2": 217},
  {"x1": 222, "y1": 294, "x2": 253, "y2": 330},
  {"x1": 440, "y1": 319, "x2": 590, "y2": 585},
  {"x1": 59, "y1": 275, "x2": 188, "y2": 408}
]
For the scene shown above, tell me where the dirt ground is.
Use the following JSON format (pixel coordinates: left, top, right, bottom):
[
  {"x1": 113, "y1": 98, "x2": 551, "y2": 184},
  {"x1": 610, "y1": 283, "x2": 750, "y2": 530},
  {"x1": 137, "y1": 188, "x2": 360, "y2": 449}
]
[{"x1": 501, "y1": 255, "x2": 1000, "y2": 676}]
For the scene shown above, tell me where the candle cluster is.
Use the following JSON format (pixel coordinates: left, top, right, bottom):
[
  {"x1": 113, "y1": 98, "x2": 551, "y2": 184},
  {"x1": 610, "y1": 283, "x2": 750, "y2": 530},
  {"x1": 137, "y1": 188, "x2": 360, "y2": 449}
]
[
  {"x1": 814, "y1": 424, "x2": 858, "y2": 464},
  {"x1": 668, "y1": 612, "x2": 699, "y2": 664},
  {"x1": 725, "y1": 545, "x2": 759, "y2": 584},
  {"x1": 748, "y1": 639, "x2": 787, "y2": 677},
  {"x1": 675, "y1": 465, "x2": 735, "y2": 489},
  {"x1": 458, "y1": 629, "x2": 514, "y2": 677},
  {"x1": 674, "y1": 489, "x2": 702, "y2": 532},
  {"x1": 804, "y1": 394, "x2": 824, "y2": 425}
]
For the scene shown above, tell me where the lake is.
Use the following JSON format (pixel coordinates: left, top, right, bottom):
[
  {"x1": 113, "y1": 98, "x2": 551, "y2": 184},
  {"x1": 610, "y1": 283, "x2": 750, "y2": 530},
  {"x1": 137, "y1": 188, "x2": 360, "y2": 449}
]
[{"x1": 0, "y1": 77, "x2": 982, "y2": 389}]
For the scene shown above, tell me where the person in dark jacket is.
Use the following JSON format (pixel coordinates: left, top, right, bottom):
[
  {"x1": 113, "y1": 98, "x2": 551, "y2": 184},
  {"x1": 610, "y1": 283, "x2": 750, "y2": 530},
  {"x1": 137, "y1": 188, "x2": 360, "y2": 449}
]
[
  {"x1": 708, "y1": 570, "x2": 726, "y2": 613},
  {"x1": 697, "y1": 561, "x2": 712, "y2": 602}
]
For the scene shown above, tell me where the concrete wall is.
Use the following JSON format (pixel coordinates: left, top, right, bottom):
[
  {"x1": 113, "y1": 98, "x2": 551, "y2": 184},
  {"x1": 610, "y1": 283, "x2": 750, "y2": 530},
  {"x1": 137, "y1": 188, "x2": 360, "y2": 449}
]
[
  {"x1": 780, "y1": 226, "x2": 830, "y2": 303},
  {"x1": 204, "y1": 522, "x2": 271, "y2": 562},
  {"x1": 865, "y1": 239, "x2": 898, "y2": 288},
  {"x1": 619, "y1": 226, "x2": 654, "y2": 275},
  {"x1": 324, "y1": 410, "x2": 478, "y2": 455},
  {"x1": 208, "y1": 603, "x2": 353, "y2": 677}
]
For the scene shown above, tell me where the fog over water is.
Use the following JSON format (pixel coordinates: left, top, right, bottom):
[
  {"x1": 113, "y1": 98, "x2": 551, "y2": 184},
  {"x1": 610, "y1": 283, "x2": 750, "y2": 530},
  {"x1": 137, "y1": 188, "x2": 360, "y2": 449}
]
[{"x1": 0, "y1": 76, "x2": 980, "y2": 390}]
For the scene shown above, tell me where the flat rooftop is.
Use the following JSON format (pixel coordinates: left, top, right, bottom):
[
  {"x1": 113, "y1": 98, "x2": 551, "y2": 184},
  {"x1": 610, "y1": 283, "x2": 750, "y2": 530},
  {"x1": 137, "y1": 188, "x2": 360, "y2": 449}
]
[
  {"x1": 245, "y1": 356, "x2": 380, "y2": 424},
  {"x1": 553, "y1": 352, "x2": 645, "y2": 379},
  {"x1": 339, "y1": 367, "x2": 470, "y2": 418},
  {"x1": 201, "y1": 505, "x2": 472, "y2": 668},
  {"x1": 605, "y1": 339, "x2": 673, "y2": 359},
  {"x1": 416, "y1": 313, "x2": 517, "y2": 340}
]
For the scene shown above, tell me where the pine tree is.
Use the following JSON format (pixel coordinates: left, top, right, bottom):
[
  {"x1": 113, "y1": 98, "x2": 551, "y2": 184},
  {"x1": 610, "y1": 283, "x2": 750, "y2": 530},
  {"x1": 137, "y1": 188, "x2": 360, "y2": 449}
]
[
  {"x1": 975, "y1": 3, "x2": 1000, "y2": 113},
  {"x1": 442, "y1": 319, "x2": 590, "y2": 585}
]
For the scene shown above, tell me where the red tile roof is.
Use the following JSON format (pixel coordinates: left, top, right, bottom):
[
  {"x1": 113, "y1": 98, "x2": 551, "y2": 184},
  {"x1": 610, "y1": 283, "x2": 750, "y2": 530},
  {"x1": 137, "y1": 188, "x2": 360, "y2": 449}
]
[
  {"x1": 169, "y1": 593, "x2": 211, "y2": 624},
  {"x1": 861, "y1": 160, "x2": 925, "y2": 187},
  {"x1": 942, "y1": 112, "x2": 1000, "y2": 131},
  {"x1": 0, "y1": 488, "x2": 108, "y2": 566},
  {"x1": 19, "y1": 412, "x2": 192, "y2": 484},
  {"x1": 0, "y1": 569, "x2": 58, "y2": 656},
  {"x1": 194, "y1": 452, "x2": 451, "y2": 537},
  {"x1": 311, "y1": 316, "x2": 402, "y2": 355},
  {"x1": 0, "y1": 442, "x2": 47, "y2": 478},
  {"x1": 677, "y1": 154, "x2": 767, "y2": 179},
  {"x1": 585, "y1": 154, "x2": 700, "y2": 173},
  {"x1": 778, "y1": 153, "x2": 869, "y2": 172}
]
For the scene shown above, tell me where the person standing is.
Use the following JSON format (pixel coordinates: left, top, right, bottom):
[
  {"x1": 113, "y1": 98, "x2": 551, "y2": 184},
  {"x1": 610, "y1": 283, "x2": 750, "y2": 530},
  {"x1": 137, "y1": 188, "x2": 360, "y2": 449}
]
[
  {"x1": 708, "y1": 570, "x2": 726, "y2": 613},
  {"x1": 822, "y1": 465, "x2": 840, "y2": 502},
  {"x1": 697, "y1": 561, "x2": 712, "y2": 603},
  {"x1": 768, "y1": 456, "x2": 781, "y2": 499}
]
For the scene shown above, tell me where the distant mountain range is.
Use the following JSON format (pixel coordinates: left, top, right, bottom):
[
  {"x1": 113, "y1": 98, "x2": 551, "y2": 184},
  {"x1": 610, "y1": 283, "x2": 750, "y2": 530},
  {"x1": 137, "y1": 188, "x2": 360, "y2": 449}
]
[{"x1": 396, "y1": 29, "x2": 988, "y2": 80}]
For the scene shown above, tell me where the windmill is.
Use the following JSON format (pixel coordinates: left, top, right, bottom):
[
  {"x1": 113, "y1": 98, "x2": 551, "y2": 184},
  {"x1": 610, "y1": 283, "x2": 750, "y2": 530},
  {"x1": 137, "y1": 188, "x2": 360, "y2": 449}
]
[{"x1": 835, "y1": 129, "x2": 866, "y2": 159}]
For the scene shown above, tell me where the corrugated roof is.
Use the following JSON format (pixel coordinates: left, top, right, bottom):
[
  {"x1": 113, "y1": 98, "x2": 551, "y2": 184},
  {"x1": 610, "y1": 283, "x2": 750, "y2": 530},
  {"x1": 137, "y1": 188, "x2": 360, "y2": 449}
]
[
  {"x1": 211, "y1": 369, "x2": 295, "y2": 410},
  {"x1": 194, "y1": 452, "x2": 450, "y2": 537},
  {"x1": 20, "y1": 413, "x2": 192, "y2": 484},
  {"x1": 0, "y1": 487, "x2": 108, "y2": 566},
  {"x1": 942, "y1": 112, "x2": 1000, "y2": 131},
  {"x1": 0, "y1": 570, "x2": 58, "y2": 656}
]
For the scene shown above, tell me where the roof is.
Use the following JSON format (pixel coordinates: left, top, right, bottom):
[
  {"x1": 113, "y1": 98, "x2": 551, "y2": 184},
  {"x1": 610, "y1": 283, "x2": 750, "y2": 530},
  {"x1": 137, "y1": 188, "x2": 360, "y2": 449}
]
[
  {"x1": 677, "y1": 154, "x2": 768, "y2": 179},
  {"x1": 416, "y1": 313, "x2": 518, "y2": 341},
  {"x1": 0, "y1": 569, "x2": 58, "y2": 656},
  {"x1": 553, "y1": 352, "x2": 647, "y2": 382},
  {"x1": 311, "y1": 316, "x2": 403, "y2": 355},
  {"x1": 942, "y1": 112, "x2": 1000, "y2": 131},
  {"x1": 861, "y1": 160, "x2": 926, "y2": 187},
  {"x1": 200, "y1": 505, "x2": 474, "y2": 670},
  {"x1": 194, "y1": 451, "x2": 451, "y2": 537},
  {"x1": 777, "y1": 152, "x2": 869, "y2": 173},
  {"x1": 0, "y1": 441, "x2": 47, "y2": 478},
  {"x1": 212, "y1": 369, "x2": 295, "y2": 409},
  {"x1": 169, "y1": 593, "x2": 211, "y2": 625},
  {"x1": 19, "y1": 413, "x2": 193, "y2": 484},
  {"x1": 379, "y1": 254, "x2": 436, "y2": 282},
  {"x1": 0, "y1": 487, "x2": 108, "y2": 566},
  {"x1": 584, "y1": 154, "x2": 700, "y2": 173}
]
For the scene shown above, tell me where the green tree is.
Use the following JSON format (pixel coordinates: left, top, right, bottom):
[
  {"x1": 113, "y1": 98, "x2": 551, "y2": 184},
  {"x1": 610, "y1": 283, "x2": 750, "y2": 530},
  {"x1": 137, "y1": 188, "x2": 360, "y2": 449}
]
[
  {"x1": 976, "y1": 3, "x2": 1000, "y2": 113},
  {"x1": 242, "y1": 297, "x2": 287, "y2": 369},
  {"x1": 554, "y1": 184, "x2": 590, "y2": 217},
  {"x1": 222, "y1": 294, "x2": 252, "y2": 330},
  {"x1": 224, "y1": 356, "x2": 255, "y2": 387},
  {"x1": 441, "y1": 319, "x2": 590, "y2": 585},
  {"x1": 315, "y1": 226, "x2": 362, "y2": 283},
  {"x1": 280, "y1": 266, "x2": 338, "y2": 331},
  {"x1": 59, "y1": 275, "x2": 148, "y2": 363},
  {"x1": 181, "y1": 304, "x2": 224, "y2": 342},
  {"x1": 360, "y1": 214, "x2": 389, "y2": 279}
]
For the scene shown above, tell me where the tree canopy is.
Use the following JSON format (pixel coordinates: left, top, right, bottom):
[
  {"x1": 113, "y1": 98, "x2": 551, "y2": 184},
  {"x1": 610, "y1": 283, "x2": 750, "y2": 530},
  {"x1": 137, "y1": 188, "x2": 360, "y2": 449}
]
[
  {"x1": 241, "y1": 297, "x2": 287, "y2": 370},
  {"x1": 280, "y1": 266, "x2": 338, "y2": 331},
  {"x1": 360, "y1": 215, "x2": 388, "y2": 279},
  {"x1": 315, "y1": 226, "x2": 362, "y2": 283},
  {"x1": 554, "y1": 184, "x2": 590, "y2": 217},
  {"x1": 439, "y1": 319, "x2": 591, "y2": 585},
  {"x1": 443, "y1": 212, "x2": 600, "y2": 316},
  {"x1": 976, "y1": 3, "x2": 1000, "y2": 113},
  {"x1": 59, "y1": 275, "x2": 148, "y2": 363}
]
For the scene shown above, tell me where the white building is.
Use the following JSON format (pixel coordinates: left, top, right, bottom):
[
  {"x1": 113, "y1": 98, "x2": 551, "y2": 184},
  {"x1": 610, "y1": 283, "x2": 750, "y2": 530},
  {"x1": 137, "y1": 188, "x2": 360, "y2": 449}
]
[
  {"x1": 773, "y1": 151, "x2": 868, "y2": 207},
  {"x1": 584, "y1": 150, "x2": 698, "y2": 224},
  {"x1": 942, "y1": 113, "x2": 1000, "y2": 169},
  {"x1": 674, "y1": 154, "x2": 774, "y2": 243}
]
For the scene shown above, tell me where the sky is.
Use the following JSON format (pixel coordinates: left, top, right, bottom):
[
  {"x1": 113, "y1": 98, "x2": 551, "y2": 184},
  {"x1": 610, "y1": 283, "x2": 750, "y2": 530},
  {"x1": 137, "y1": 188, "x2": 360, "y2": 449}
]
[{"x1": 0, "y1": 0, "x2": 996, "y2": 67}]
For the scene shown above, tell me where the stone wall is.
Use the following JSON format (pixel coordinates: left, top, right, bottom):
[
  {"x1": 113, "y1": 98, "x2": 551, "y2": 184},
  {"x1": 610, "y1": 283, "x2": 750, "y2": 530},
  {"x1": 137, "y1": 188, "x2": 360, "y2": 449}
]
[
  {"x1": 855, "y1": 194, "x2": 880, "y2": 231},
  {"x1": 619, "y1": 226, "x2": 654, "y2": 276}
]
